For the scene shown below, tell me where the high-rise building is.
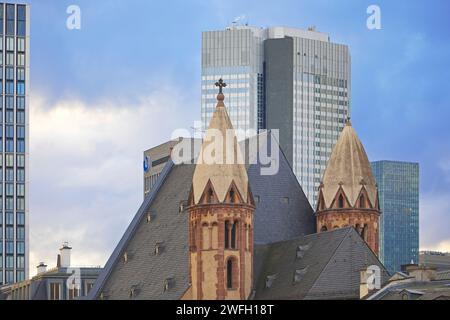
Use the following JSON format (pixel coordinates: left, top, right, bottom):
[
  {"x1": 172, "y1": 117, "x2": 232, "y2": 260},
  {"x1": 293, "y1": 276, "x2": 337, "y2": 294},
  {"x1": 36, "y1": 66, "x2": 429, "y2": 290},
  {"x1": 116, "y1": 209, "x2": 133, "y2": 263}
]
[
  {"x1": 371, "y1": 161, "x2": 420, "y2": 274},
  {"x1": 0, "y1": 2, "x2": 30, "y2": 285},
  {"x1": 201, "y1": 26, "x2": 351, "y2": 207}
]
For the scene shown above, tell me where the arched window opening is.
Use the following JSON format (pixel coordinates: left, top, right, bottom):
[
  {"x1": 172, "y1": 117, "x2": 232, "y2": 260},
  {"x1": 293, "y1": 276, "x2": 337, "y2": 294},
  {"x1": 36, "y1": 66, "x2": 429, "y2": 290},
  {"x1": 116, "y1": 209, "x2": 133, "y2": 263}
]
[
  {"x1": 231, "y1": 222, "x2": 237, "y2": 249},
  {"x1": 338, "y1": 195, "x2": 344, "y2": 208},
  {"x1": 229, "y1": 189, "x2": 235, "y2": 203},
  {"x1": 360, "y1": 195, "x2": 365, "y2": 208},
  {"x1": 320, "y1": 226, "x2": 328, "y2": 232},
  {"x1": 226, "y1": 258, "x2": 238, "y2": 289},
  {"x1": 225, "y1": 221, "x2": 230, "y2": 249},
  {"x1": 208, "y1": 188, "x2": 214, "y2": 203}
]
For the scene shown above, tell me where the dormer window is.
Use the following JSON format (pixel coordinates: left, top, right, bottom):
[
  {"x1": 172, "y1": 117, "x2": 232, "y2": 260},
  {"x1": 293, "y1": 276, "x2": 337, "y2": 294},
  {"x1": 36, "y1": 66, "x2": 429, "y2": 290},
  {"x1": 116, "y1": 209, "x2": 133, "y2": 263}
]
[
  {"x1": 123, "y1": 252, "x2": 128, "y2": 264},
  {"x1": 155, "y1": 242, "x2": 164, "y2": 255},
  {"x1": 164, "y1": 278, "x2": 174, "y2": 292},
  {"x1": 360, "y1": 195, "x2": 365, "y2": 208},
  {"x1": 146, "y1": 212, "x2": 152, "y2": 223},
  {"x1": 338, "y1": 195, "x2": 344, "y2": 208},
  {"x1": 229, "y1": 189, "x2": 235, "y2": 203}
]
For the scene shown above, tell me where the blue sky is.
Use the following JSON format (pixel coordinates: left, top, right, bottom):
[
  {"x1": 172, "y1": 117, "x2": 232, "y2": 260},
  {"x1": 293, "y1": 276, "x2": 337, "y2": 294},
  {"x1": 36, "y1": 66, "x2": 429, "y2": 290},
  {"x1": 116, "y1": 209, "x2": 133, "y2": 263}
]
[{"x1": 22, "y1": 0, "x2": 450, "y2": 269}]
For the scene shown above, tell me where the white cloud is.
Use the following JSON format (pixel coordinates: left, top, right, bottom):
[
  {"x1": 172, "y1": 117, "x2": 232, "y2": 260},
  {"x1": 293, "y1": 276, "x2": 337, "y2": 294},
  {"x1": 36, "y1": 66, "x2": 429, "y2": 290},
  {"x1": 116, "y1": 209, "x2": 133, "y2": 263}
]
[
  {"x1": 29, "y1": 88, "x2": 196, "y2": 276},
  {"x1": 420, "y1": 192, "x2": 450, "y2": 252}
]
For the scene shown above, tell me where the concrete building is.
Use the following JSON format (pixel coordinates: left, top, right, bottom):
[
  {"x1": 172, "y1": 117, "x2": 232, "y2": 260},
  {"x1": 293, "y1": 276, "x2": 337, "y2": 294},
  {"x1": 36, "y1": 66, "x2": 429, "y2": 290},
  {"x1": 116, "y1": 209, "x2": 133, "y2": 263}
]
[
  {"x1": 0, "y1": 2, "x2": 30, "y2": 285},
  {"x1": 419, "y1": 251, "x2": 450, "y2": 272},
  {"x1": 201, "y1": 26, "x2": 351, "y2": 207},
  {"x1": 371, "y1": 161, "x2": 419, "y2": 274},
  {"x1": 0, "y1": 243, "x2": 102, "y2": 300}
]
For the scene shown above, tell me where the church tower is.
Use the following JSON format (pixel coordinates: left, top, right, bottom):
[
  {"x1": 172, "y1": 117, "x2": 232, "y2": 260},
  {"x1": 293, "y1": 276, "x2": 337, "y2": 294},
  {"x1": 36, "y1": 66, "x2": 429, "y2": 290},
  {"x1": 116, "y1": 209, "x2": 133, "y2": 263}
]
[
  {"x1": 187, "y1": 79, "x2": 255, "y2": 300},
  {"x1": 316, "y1": 119, "x2": 380, "y2": 254}
]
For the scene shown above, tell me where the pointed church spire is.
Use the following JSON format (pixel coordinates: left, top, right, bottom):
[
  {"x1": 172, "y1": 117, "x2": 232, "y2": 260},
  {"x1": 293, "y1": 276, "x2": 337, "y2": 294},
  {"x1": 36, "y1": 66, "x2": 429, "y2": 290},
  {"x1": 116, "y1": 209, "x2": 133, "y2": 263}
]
[{"x1": 191, "y1": 79, "x2": 250, "y2": 205}]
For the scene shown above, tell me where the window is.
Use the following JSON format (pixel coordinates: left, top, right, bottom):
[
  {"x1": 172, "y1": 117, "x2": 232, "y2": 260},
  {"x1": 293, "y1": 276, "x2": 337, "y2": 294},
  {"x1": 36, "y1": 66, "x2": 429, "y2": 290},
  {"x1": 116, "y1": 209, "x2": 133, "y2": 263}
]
[
  {"x1": 17, "y1": 38, "x2": 25, "y2": 52},
  {"x1": 16, "y1": 271, "x2": 25, "y2": 282},
  {"x1": 6, "y1": 183, "x2": 13, "y2": 196},
  {"x1": 6, "y1": 53, "x2": 13, "y2": 66},
  {"x1": 17, "y1": 82, "x2": 25, "y2": 95},
  {"x1": 17, "y1": 140, "x2": 25, "y2": 153},
  {"x1": 6, "y1": 4, "x2": 14, "y2": 36},
  {"x1": 50, "y1": 283, "x2": 61, "y2": 300},
  {"x1": 6, "y1": 241, "x2": 14, "y2": 254},
  {"x1": 6, "y1": 110, "x2": 13, "y2": 123},
  {"x1": 225, "y1": 221, "x2": 230, "y2": 249},
  {"x1": 231, "y1": 222, "x2": 237, "y2": 249},
  {"x1": 85, "y1": 282, "x2": 94, "y2": 295},
  {"x1": 6, "y1": 255, "x2": 14, "y2": 268},
  {"x1": 6, "y1": 37, "x2": 14, "y2": 51},
  {"x1": 338, "y1": 195, "x2": 344, "y2": 208},
  {"x1": 6, "y1": 212, "x2": 13, "y2": 225},
  {"x1": 17, "y1": 227, "x2": 25, "y2": 240},
  {"x1": 0, "y1": 5, "x2": 3, "y2": 35},
  {"x1": 226, "y1": 257, "x2": 238, "y2": 289},
  {"x1": 17, "y1": 111, "x2": 25, "y2": 124},
  {"x1": 17, "y1": 242, "x2": 25, "y2": 255},
  {"x1": 6, "y1": 67, "x2": 13, "y2": 80},
  {"x1": 17, "y1": 53, "x2": 25, "y2": 66},
  {"x1": 17, "y1": 169, "x2": 25, "y2": 182},
  {"x1": 17, "y1": 5, "x2": 26, "y2": 37},
  {"x1": 6, "y1": 196, "x2": 13, "y2": 209},
  {"x1": 6, "y1": 139, "x2": 14, "y2": 152},
  {"x1": 17, "y1": 184, "x2": 25, "y2": 196},
  {"x1": 17, "y1": 126, "x2": 25, "y2": 139},
  {"x1": 17, "y1": 155, "x2": 25, "y2": 167},
  {"x1": 17, "y1": 68, "x2": 26, "y2": 81},
  {"x1": 6, "y1": 226, "x2": 14, "y2": 239},
  {"x1": 6, "y1": 271, "x2": 14, "y2": 284},
  {"x1": 360, "y1": 195, "x2": 365, "y2": 208},
  {"x1": 17, "y1": 212, "x2": 25, "y2": 225},
  {"x1": 17, "y1": 197, "x2": 25, "y2": 211},
  {"x1": 320, "y1": 226, "x2": 328, "y2": 232},
  {"x1": 68, "y1": 287, "x2": 80, "y2": 300},
  {"x1": 17, "y1": 97, "x2": 25, "y2": 110},
  {"x1": 5, "y1": 96, "x2": 13, "y2": 108},
  {"x1": 17, "y1": 256, "x2": 25, "y2": 269}
]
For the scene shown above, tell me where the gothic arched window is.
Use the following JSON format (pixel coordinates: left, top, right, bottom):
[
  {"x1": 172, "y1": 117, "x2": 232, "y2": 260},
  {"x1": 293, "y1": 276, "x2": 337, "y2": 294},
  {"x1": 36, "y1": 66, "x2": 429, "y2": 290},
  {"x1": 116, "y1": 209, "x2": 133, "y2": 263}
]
[
  {"x1": 231, "y1": 222, "x2": 237, "y2": 249},
  {"x1": 338, "y1": 195, "x2": 344, "y2": 208},
  {"x1": 226, "y1": 257, "x2": 238, "y2": 289},
  {"x1": 360, "y1": 195, "x2": 365, "y2": 208},
  {"x1": 225, "y1": 221, "x2": 230, "y2": 249},
  {"x1": 320, "y1": 226, "x2": 328, "y2": 232}
]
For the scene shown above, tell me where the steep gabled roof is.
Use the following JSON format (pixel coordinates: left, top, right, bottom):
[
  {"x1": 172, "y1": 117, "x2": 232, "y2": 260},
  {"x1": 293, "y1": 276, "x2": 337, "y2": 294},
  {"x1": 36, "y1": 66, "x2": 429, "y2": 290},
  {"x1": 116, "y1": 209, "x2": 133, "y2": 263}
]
[
  {"x1": 88, "y1": 133, "x2": 315, "y2": 300},
  {"x1": 253, "y1": 227, "x2": 390, "y2": 300}
]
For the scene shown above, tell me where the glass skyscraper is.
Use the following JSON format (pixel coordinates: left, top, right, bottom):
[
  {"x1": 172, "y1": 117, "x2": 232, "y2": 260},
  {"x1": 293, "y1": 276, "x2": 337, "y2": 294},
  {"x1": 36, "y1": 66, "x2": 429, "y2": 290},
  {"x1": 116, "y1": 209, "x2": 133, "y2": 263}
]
[
  {"x1": 0, "y1": 2, "x2": 29, "y2": 285},
  {"x1": 371, "y1": 161, "x2": 419, "y2": 274},
  {"x1": 201, "y1": 26, "x2": 350, "y2": 207}
]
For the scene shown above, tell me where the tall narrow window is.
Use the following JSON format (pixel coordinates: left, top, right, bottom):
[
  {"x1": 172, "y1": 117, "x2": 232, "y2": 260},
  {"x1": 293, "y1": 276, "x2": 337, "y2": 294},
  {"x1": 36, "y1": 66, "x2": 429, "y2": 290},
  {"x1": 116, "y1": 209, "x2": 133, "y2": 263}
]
[
  {"x1": 226, "y1": 259, "x2": 233, "y2": 289},
  {"x1": 360, "y1": 195, "x2": 365, "y2": 208},
  {"x1": 338, "y1": 195, "x2": 344, "y2": 208},
  {"x1": 211, "y1": 223, "x2": 218, "y2": 249},
  {"x1": 202, "y1": 223, "x2": 210, "y2": 250},
  {"x1": 231, "y1": 222, "x2": 237, "y2": 249},
  {"x1": 224, "y1": 221, "x2": 230, "y2": 249}
]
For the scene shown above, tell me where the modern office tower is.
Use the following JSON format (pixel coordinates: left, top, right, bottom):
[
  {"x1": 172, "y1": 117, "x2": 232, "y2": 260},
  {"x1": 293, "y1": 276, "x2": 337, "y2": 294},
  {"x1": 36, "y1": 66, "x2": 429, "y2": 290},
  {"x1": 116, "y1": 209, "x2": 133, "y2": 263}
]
[
  {"x1": 371, "y1": 161, "x2": 420, "y2": 274},
  {"x1": 201, "y1": 26, "x2": 351, "y2": 207},
  {"x1": 0, "y1": 3, "x2": 30, "y2": 285}
]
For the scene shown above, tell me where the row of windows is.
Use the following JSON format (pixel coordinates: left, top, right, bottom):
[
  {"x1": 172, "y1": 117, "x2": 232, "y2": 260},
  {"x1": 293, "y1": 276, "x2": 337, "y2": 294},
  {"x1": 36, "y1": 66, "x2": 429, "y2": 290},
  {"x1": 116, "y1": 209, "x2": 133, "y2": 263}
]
[
  {"x1": 1, "y1": 37, "x2": 26, "y2": 52},
  {"x1": 0, "y1": 211, "x2": 25, "y2": 225},
  {"x1": 0, "y1": 96, "x2": 26, "y2": 109},
  {"x1": 0, "y1": 183, "x2": 25, "y2": 196},
  {"x1": 0, "y1": 67, "x2": 26, "y2": 80},
  {"x1": 0, "y1": 226, "x2": 25, "y2": 240},
  {"x1": 0, "y1": 4, "x2": 27, "y2": 37},
  {"x1": 0, "y1": 52, "x2": 26, "y2": 66},
  {"x1": 0, "y1": 154, "x2": 25, "y2": 167},
  {"x1": 0, "y1": 111, "x2": 26, "y2": 124},
  {"x1": 0, "y1": 168, "x2": 25, "y2": 181},
  {"x1": 0, "y1": 270, "x2": 25, "y2": 285},
  {"x1": 0, "y1": 196, "x2": 26, "y2": 210},
  {"x1": 0, "y1": 241, "x2": 25, "y2": 255},
  {"x1": 0, "y1": 139, "x2": 25, "y2": 153},
  {"x1": 1, "y1": 125, "x2": 26, "y2": 138},
  {"x1": 0, "y1": 80, "x2": 25, "y2": 95}
]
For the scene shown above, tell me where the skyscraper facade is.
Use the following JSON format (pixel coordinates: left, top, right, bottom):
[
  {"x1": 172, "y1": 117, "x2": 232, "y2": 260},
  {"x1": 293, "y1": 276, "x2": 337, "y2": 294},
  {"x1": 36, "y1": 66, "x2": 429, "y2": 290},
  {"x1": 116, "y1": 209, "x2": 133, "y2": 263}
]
[
  {"x1": 201, "y1": 26, "x2": 350, "y2": 207},
  {"x1": 371, "y1": 161, "x2": 419, "y2": 274},
  {"x1": 0, "y1": 2, "x2": 29, "y2": 285}
]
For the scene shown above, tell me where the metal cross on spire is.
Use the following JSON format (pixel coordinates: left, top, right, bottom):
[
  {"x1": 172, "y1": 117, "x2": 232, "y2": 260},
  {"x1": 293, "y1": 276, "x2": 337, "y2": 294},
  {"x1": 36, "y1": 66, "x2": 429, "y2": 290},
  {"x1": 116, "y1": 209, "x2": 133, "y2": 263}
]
[{"x1": 215, "y1": 78, "x2": 227, "y2": 94}]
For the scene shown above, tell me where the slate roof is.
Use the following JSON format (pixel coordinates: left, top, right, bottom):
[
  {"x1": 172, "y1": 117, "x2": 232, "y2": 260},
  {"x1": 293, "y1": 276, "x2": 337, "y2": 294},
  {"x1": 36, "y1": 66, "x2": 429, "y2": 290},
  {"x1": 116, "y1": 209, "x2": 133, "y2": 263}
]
[
  {"x1": 253, "y1": 227, "x2": 390, "y2": 300},
  {"x1": 88, "y1": 134, "x2": 316, "y2": 300}
]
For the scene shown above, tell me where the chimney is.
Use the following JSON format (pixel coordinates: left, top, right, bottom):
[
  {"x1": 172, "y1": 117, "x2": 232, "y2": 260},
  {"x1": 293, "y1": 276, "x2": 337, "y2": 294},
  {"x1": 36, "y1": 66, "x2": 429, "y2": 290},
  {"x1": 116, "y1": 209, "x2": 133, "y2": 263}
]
[
  {"x1": 59, "y1": 242, "x2": 72, "y2": 268},
  {"x1": 36, "y1": 262, "x2": 47, "y2": 275}
]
